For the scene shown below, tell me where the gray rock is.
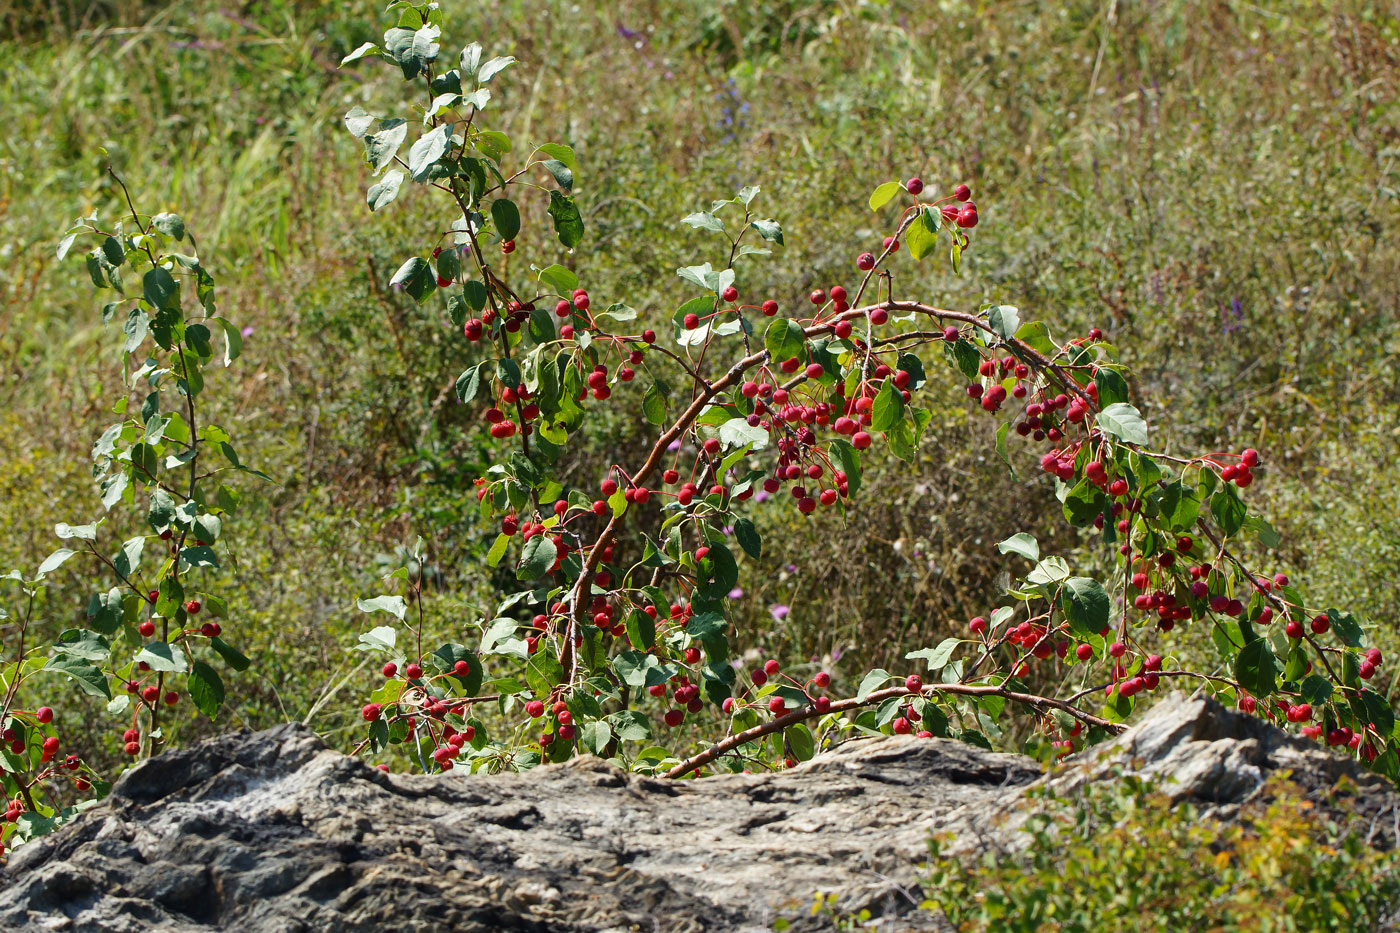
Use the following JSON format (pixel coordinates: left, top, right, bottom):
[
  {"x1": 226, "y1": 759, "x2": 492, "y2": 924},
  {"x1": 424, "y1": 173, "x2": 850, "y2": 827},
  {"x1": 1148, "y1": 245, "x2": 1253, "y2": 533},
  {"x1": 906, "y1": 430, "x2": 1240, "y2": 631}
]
[{"x1": 1, "y1": 694, "x2": 1393, "y2": 932}]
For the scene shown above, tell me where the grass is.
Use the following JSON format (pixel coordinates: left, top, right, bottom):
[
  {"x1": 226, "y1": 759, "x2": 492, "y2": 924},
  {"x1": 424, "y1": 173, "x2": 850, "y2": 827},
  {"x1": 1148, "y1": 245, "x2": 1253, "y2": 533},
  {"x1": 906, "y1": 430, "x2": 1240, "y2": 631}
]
[{"x1": 0, "y1": 0, "x2": 1397, "y2": 768}]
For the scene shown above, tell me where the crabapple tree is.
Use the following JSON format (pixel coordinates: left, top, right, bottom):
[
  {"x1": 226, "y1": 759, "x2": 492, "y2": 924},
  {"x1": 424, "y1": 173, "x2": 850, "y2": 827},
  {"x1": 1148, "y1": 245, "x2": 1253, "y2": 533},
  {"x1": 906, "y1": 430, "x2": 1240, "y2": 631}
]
[
  {"x1": 7, "y1": 0, "x2": 1392, "y2": 859},
  {"x1": 1, "y1": 170, "x2": 254, "y2": 853},
  {"x1": 338, "y1": 3, "x2": 1396, "y2": 781}
]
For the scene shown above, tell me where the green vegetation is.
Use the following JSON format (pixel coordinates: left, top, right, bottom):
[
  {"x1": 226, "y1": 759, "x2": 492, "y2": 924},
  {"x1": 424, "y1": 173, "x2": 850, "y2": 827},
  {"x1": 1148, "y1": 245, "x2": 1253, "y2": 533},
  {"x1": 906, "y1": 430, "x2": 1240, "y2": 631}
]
[
  {"x1": 921, "y1": 775, "x2": 1400, "y2": 931},
  {"x1": 1, "y1": 0, "x2": 1396, "y2": 780}
]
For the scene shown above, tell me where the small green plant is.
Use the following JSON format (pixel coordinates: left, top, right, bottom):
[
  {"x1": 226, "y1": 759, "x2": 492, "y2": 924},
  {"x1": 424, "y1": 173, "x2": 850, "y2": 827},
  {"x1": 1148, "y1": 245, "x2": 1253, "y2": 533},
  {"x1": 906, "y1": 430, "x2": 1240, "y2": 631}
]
[
  {"x1": 922, "y1": 775, "x2": 1400, "y2": 932},
  {"x1": 0, "y1": 164, "x2": 255, "y2": 853}
]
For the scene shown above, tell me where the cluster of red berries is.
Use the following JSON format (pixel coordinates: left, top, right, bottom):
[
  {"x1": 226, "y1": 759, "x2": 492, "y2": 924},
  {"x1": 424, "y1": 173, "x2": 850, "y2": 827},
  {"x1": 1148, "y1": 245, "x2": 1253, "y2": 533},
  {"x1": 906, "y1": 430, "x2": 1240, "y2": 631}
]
[
  {"x1": 889, "y1": 674, "x2": 938, "y2": 738},
  {"x1": 714, "y1": 661, "x2": 841, "y2": 723},
  {"x1": 970, "y1": 606, "x2": 1171, "y2": 693},
  {"x1": 653, "y1": 675, "x2": 704, "y2": 727},
  {"x1": 1217, "y1": 447, "x2": 1262, "y2": 489},
  {"x1": 463, "y1": 300, "x2": 534, "y2": 343},
  {"x1": 679, "y1": 284, "x2": 785, "y2": 332},
  {"x1": 363, "y1": 661, "x2": 479, "y2": 769},
  {"x1": 140, "y1": 588, "x2": 219, "y2": 637},
  {"x1": 429, "y1": 724, "x2": 476, "y2": 768}
]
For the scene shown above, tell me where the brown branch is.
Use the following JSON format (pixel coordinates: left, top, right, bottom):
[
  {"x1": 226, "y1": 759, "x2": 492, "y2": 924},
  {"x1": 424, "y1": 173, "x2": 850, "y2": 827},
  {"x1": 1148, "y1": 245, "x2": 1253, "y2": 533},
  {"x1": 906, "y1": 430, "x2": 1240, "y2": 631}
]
[{"x1": 663, "y1": 681, "x2": 1124, "y2": 779}]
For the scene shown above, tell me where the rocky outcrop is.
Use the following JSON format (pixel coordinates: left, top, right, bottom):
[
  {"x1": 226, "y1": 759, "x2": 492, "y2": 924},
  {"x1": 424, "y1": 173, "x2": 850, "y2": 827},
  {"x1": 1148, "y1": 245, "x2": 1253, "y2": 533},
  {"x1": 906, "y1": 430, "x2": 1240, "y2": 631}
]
[{"x1": 1, "y1": 695, "x2": 1394, "y2": 932}]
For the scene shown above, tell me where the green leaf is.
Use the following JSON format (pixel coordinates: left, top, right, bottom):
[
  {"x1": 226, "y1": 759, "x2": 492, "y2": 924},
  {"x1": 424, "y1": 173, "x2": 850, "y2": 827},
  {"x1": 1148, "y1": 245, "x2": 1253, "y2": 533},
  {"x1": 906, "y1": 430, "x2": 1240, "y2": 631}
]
[
  {"x1": 518, "y1": 535, "x2": 557, "y2": 579},
  {"x1": 367, "y1": 169, "x2": 405, "y2": 211},
  {"x1": 1095, "y1": 402, "x2": 1149, "y2": 446},
  {"x1": 1013, "y1": 321, "x2": 1055, "y2": 355},
  {"x1": 460, "y1": 42, "x2": 483, "y2": 77},
  {"x1": 734, "y1": 518, "x2": 762, "y2": 560},
  {"x1": 1361, "y1": 689, "x2": 1394, "y2": 742},
  {"x1": 906, "y1": 637, "x2": 961, "y2": 671},
  {"x1": 363, "y1": 118, "x2": 408, "y2": 174},
  {"x1": 950, "y1": 339, "x2": 981, "y2": 381},
  {"x1": 868, "y1": 181, "x2": 901, "y2": 211},
  {"x1": 1093, "y1": 368, "x2": 1130, "y2": 407},
  {"x1": 384, "y1": 24, "x2": 440, "y2": 79},
  {"x1": 763, "y1": 319, "x2": 806, "y2": 363},
  {"x1": 856, "y1": 669, "x2": 891, "y2": 702},
  {"x1": 611, "y1": 709, "x2": 651, "y2": 742},
  {"x1": 870, "y1": 380, "x2": 905, "y2": 432},
  {"x1": 472, "y1": 128, "x2": 510, "y2": 161},
  {"x1": 496, "y1": 357, "x2": 522, "y2": 388},
  {"x1": 357, "y1": 595, "x2": 407, "y2": 621},
  {"x1": 625, "y1": 609, "x2": 656, "y2": 652},
  {"x1": 462, "y1": 279, "x2": 488, "y2": 312},
  {"x1": 178, "y1": 545, "x2": 218, "y2": 570},
  {"x1": 1062, "y1": 477, "x2": 1108, "y2": 526},
  {"x1": 430, "y1": 643, "x2": 484, "y2": 695},
  {"x1": 37, "y1": 547, "x2": 77, "y2": 577},
  {"x1": 54, "y1": 522, "x2": 98, "y2": 541},
  {"x1": 340, "y1": 42, "x2": 379, "y2": 67},
  {"x1": 408, "y1": 124, "x2": 452, "y2": 182},
  {"x1": 996, "y1": 533, "x2": 1039, "y2": 562},
  {"x1": 142, "y1": 267, "x2": 178, "y2": 311},
  {"x1": 537, "y1": 264, "x2": 579, "y2": 295},
  {"x1": 718, "y1": 418, "x2": 767, "y2": 450},
  {"x1": 1159, "y1": 481, "x2": 1201, "y2": 532},
  {"x1": 613, "y1": 651, "x2": 675, "y2": 688},
  {"x1": 536, "y1": 143, "x2": 578, "y2": 173},
  {"x1": 785, "y1": 723, "x2": 816, "y2": 761},
  {"x1": 477, "y1": 54, "x2": 516, "y2": 83},
  {"x1": 986, "y1": 305, "x2": 1020, "y2": 340},
  {"x1": 677, "y1": 263, "x2": 717, "y2": 291},
  {"x1": 697, "y1": 544, "x2": 739, "y2": 601},
  {"x1": 1102, "y1": 688, "x2": 1135, "y2": 724},
  {"x1": 136, "y1": 641, "x2": 188, "y2": 673},
  {"x1": 210, "y1": 636, "x2": 251, "y2": 672},
  {"x1": 682, "y1": 212, "x2": 725, "y2": 233},
  {"x1": 642, "y1": 383, "x2": 668, "y2": 425},
  {"x1": 905, "y1": 208, "x2": 939, "y2": 261},
  {"x1": 581, "y1": 720, "x2": 611, "y2": 756},
  {"x1": 1298, "y1": 674, "x2": 1333, "y2": 706},
  {"x1": 344, "y1": 106, "x2": 376, "y2": 138},
  {"x1": 491, "y1": 198, "x2": 521, "y2": 240},
  {"x1": 212, "y1": 317, "x2": 242, "y2": 365},
  {"x1": 53, "y1": 629, "x2": 110, "y2": 662},
  {"x1": 535, "y1": 158, "x2": 570, "y2": 190},
  {"x1": 547, "y1": 191, "x2": 584, "y2": 248},
  {"x1": 1060, "y1": 577, "x2": 1110, "y2": 639},
  {"x1": 1234, "y1": 639, "x2": 1279, "y2": 698},
  {"x1": 390, "y1": 257, "x2": 436, "y2": 302},
  {"x1": 1028, "y1": 557, "x2": 1072, "y2": 587},
  {"x1": 56, "y1": 230, "x2": 79, "y2": 261},
  {"x1": 830, "y1": 439, "x2": 861, "y2": 497},
  {"x1": 685, "y1": 612, "x2": 727, "y2": 643},
  {"x1": 456, "y1": 361, "x2": 487, "y2": 403},
  {"x1": 188, "y1": 660, "x2": 225, "y2": 719},
  {"x1": 751, "y1": 219, "x2": 784, "y2": 245},
  {"x1": 1244, "y1": 515, "x2": 1282, "y2": 549},
  {"x1": 1327, "y1": 609, "x2": 1365, "y2": 648},
  {"x1": 356, "y1": 626, "x2": 397, "y2": 652},
  {"x1": 1211, "y1": 486, "x2": 1247, "y2": 537},
  {"x1": 151, "y1": 212, "x2": 186, "y2": 241},
  {"x1": 45, "y1": 656, "x2": 110, "y2": 699}
]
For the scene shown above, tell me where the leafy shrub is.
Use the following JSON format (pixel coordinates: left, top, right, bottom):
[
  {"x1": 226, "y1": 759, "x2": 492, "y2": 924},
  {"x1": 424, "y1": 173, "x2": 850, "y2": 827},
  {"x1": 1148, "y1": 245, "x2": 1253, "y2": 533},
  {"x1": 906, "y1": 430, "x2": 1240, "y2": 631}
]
[
  {"x1": 3, "y1": 0, "x2": 1398, "y2": 867},
  {"x1": 921, "y1": 775, "x2": 1400, "y2": 932}
]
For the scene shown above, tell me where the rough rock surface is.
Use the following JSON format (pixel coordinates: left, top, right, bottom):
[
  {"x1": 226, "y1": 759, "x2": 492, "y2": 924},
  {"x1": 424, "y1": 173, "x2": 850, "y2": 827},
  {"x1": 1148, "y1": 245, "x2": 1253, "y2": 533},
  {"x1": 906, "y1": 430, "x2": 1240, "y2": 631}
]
[{"x1": 2, "y1": 694, "x2": 1395, "y2": 932}]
